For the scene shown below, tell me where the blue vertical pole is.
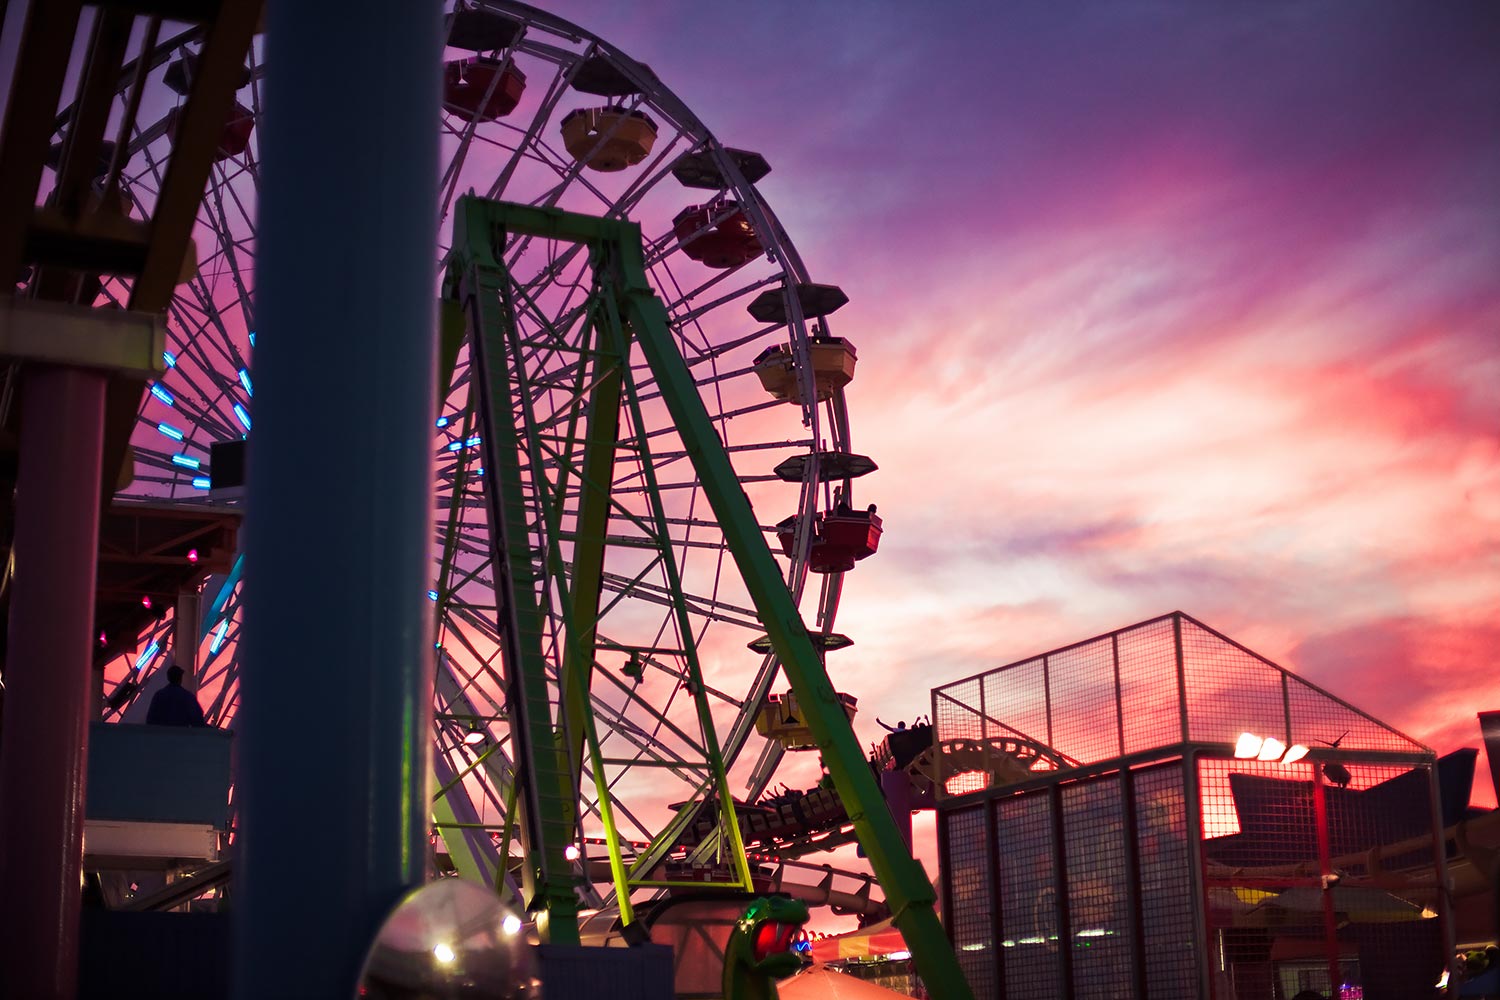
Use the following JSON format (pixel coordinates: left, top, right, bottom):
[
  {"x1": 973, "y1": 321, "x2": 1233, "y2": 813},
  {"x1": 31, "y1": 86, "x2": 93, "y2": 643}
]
[{"x1": 233, "y1": 2, "x2": 441, "y2": 995}]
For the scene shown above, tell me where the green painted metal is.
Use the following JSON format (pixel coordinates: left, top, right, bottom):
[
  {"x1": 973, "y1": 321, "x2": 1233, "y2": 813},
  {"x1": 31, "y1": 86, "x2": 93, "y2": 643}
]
[
  {"x1": 446, "y1": 197, "x2": 972, "y2": 1000},
  {"x1": 460, "y1": 248, "x2": 581, "y2": 945},
  {"x1": 555, "y1": 299, "x2": 622, "y2": 835},
  {"x1": 612, "y1": 230, "x2": 974, "y2": 1000}
]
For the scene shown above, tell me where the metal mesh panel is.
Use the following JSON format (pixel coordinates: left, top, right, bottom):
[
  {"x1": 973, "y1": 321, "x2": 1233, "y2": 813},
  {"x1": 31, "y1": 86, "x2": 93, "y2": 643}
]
[
  {"x1": 936, "y1": 679, "x2": 985, "y2": 743},
  {"x1": 1199, "y1": 755, "x2": 1444, "y2": 1000},
  {"x1": 1322, "y1": 762, "x2": 1445, "y2": 1000},
  {"x1": 1180, "y1": 619, "x2": 1288, "y2": 746},
  {"x1": 944, "y1": 805, "x2": 997, "y2": 1000},
  {"x1": 1116, "y1": 617, "x2": 1182, "y2": 755},
  {"x1": 1133, "y1": 764, "x2": 1198, "y2": 999},
  {"x1": 1286, "y1": 674, "x2": 1425, "y2": 754},
  {"x1": 1049, "y1": 641, "x2": 1121, "y2": 766},
  {"x1": 980, "y1": 657, "x2": 1053, "y2": 754},
  {"x1": 995, "y1": 791, "x2": 1062, "y2": 999},
  {"x1": 1061, "y1": 778, "x2": 1133, "y2": 999}
]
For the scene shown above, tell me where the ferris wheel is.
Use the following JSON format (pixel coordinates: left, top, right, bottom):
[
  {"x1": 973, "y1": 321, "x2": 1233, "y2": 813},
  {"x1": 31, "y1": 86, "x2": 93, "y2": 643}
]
[{"x1": 97, "y1": 1, "x2": 883, "y2": 903}]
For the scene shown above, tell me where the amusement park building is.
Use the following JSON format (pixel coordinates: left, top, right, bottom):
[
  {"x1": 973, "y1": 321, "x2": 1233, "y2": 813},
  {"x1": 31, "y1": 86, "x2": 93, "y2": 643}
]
[{"x1": 931, "y1": 611, "x2": 1455, "y2": 1000}]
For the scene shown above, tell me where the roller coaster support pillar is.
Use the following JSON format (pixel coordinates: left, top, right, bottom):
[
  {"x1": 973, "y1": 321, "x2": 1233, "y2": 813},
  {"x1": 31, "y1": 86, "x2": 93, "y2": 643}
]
[
  {"x1": 0, "y1": 366, "x2": 106, "y2": 1000},
  {"x1": 233, "y1": 2, "x2": 442, "y2": 996}
]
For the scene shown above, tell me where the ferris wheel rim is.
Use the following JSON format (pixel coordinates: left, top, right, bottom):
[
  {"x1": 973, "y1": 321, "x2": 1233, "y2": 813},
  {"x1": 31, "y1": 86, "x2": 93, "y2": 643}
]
[{"x1": 89, "y1": 0, "x2": 871, "y2": 890}]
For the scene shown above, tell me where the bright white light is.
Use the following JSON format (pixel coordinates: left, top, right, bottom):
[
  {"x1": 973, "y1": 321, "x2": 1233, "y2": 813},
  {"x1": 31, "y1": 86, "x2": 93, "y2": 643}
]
[
  {"x1": 137, "y1": 640, "x2": 160, "y2": 671},
  {"x1": 1282, "y1": 744, "x2": 1310, "y2": 765},
  {"x1": 191, "y1": 477, "x2": 211, "y2": 490},
  {"x1": 1257, "y1": 737, "x2": 1287, "y2": 762},
  {"x1": 1436, "y1": 969, "x2": 1450, "y2": 988},
  {"x1": 1234, "y1": 733, "x2": 1263, "y2": 759},
  {"x1": 887, "y1": 950, "x2": 911, "y2": 961},
  {"x1": 210, "y1": 620, "x2": 229, "y2": 654},
  {"x1": 238, "y1": 369, "x2": 253, "y2": 396},
  {"x1": 432, "y1": 942, "x2": 455, "y2": 964},
  {"x1": 1075, "y1": 928, "x2": 1110, "y2": 938},
  {"x1": 564, "y1": 844, "x2": 580, "y2": 862},
  {"x1": 501, "y1": 914, "x2": 522, "y2": 936}
]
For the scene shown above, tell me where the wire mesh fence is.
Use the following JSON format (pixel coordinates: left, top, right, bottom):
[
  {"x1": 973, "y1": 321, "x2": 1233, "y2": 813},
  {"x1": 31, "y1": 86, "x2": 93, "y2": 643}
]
[{"x1": 932, "y1": 612, "x2": 1445, "y2": 1000}]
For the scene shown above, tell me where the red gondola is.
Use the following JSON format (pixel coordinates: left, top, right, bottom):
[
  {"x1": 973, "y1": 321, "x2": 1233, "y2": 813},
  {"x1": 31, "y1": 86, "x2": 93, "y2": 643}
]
[
  {"x1": 443, "y1": 57, "x2": 526, "y2": 121},
  {"x1": 672, "y1": 199, "x2": 762, "y2": 269}
]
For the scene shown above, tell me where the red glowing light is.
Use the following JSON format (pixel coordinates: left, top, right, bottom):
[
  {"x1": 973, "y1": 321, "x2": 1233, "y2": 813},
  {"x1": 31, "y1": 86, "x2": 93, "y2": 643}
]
[
  {"x1": 187, "y1": 548, "x2": 199, "y2": 564},
  {"x1": 141, "y1": 596, "x2": 152, "y2": 609}
]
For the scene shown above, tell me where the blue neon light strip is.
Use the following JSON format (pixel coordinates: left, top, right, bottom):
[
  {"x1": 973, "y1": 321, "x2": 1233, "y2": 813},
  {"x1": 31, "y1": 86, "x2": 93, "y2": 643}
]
[
  {"x1": 427, "y1": 590, "x2": 439, "y2": 601},
  {"x1": 436, "y1": 416, "x2": 450, "y2": 428},
  {"x1": 157, "y1": 422, "x2": 184, "y2": 442},
  {"x1": 210, "y1": 620, "x2": 229, "y2": 654},
  {"x1": 137, "y1": 640, "x2": 160, "y2": 671},
  {"x1": 233, "y1": 403, "x2": 252, "y2": 431},
  {"x1": 150, "y1": 383, "x2": 174, "y2": 406},
  {"x1": 191, "y1": 477, "x2": 211, "y2": 490},
  {"x1": 162, "y1": 351, "x2": 177, "y2": 368},
  {"x1": 238, "y1": 368, "x2": 253, "y2": 396},
  {"x1": 171, "y1": 453, "x2": 201, "y2": 470}
]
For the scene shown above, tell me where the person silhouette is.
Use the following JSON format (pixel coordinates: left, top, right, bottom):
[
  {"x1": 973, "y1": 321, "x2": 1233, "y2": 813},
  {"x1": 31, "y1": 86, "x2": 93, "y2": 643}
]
[{"x1": 146, "y1": 665, "x2": 207, "y2": 727}]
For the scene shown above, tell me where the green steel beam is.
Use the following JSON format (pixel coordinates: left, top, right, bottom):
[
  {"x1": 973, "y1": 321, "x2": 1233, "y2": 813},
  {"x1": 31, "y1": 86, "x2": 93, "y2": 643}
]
[
  {"x1": 463, "y1": 261, "x2": 580, "y2": 944},
  {"x1": 556, "y1": 294, "x2": 623, "y2": 822}
]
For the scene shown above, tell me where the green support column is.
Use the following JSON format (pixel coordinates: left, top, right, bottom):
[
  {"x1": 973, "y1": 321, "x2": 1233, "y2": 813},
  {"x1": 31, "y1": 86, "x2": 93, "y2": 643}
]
[{"x1": 465, "y1": 266, "x2": 581, "y2": 944}]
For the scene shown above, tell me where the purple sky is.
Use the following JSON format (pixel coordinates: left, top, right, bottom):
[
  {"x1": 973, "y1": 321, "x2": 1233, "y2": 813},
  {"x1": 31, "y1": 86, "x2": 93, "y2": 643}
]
[{"x1": 543, "y1": 0, "x2": 1500, "y2": 815}]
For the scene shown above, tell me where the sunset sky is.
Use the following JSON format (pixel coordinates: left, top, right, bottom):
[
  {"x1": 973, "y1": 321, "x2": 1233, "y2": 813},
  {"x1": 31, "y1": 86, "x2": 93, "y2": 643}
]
[{"x1": 542, "y1": 0, "x2": 1500, "y2": 816}]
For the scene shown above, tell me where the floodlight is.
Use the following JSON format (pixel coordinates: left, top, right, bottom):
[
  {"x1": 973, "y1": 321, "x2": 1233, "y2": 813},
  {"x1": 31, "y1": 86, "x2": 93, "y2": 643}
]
[
  {"x1": 1234, "y1": 733, "x2": 1263, "y2": 759},
  {"x1": 1282, "y1": 744, "x2": 1310, "y2": 765},
  {"x1": 1257, "y1": 737, "x2": 1287, "y2": 762}
]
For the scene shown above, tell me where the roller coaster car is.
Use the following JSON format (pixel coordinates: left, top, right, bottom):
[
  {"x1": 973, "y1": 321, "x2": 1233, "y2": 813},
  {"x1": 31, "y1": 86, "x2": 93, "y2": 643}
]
[
  {"x1": 755, "y1": 691, "x2": 857, "y2": 751},
  {"x1": 876, "y1": 723, "x2": 934, "y2": 772}
]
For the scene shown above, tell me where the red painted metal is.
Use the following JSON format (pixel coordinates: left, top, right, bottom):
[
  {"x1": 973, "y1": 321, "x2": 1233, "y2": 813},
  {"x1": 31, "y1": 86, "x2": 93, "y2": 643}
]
[
  {"x1": 442, "y1": 57, "x2": 526, "y2": 121},
  {"x1": 1312, "y1": 765, "x2": 1343, "y2": 996},
  {"x1": 0, "y1": 366, "x2": 107, "y2": 1000}
]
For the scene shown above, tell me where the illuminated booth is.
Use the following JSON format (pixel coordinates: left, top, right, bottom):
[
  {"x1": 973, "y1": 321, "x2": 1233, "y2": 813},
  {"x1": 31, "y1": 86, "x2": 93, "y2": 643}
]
[{"x1": 932, "y1": 612, "x2": 1452, "y2": 1000}]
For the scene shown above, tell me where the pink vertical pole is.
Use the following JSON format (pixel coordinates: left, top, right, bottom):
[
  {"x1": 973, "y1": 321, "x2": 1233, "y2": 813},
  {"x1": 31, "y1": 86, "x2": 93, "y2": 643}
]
[{"x1": 0, "y1": 365, "x2": 107, "y2": 1000}]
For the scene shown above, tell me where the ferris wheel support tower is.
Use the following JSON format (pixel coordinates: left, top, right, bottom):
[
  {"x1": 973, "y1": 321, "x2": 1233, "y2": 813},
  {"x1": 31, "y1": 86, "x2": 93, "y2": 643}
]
[{"x1": 450, "y1": 197, "x2": 974, "y2": 1000}]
